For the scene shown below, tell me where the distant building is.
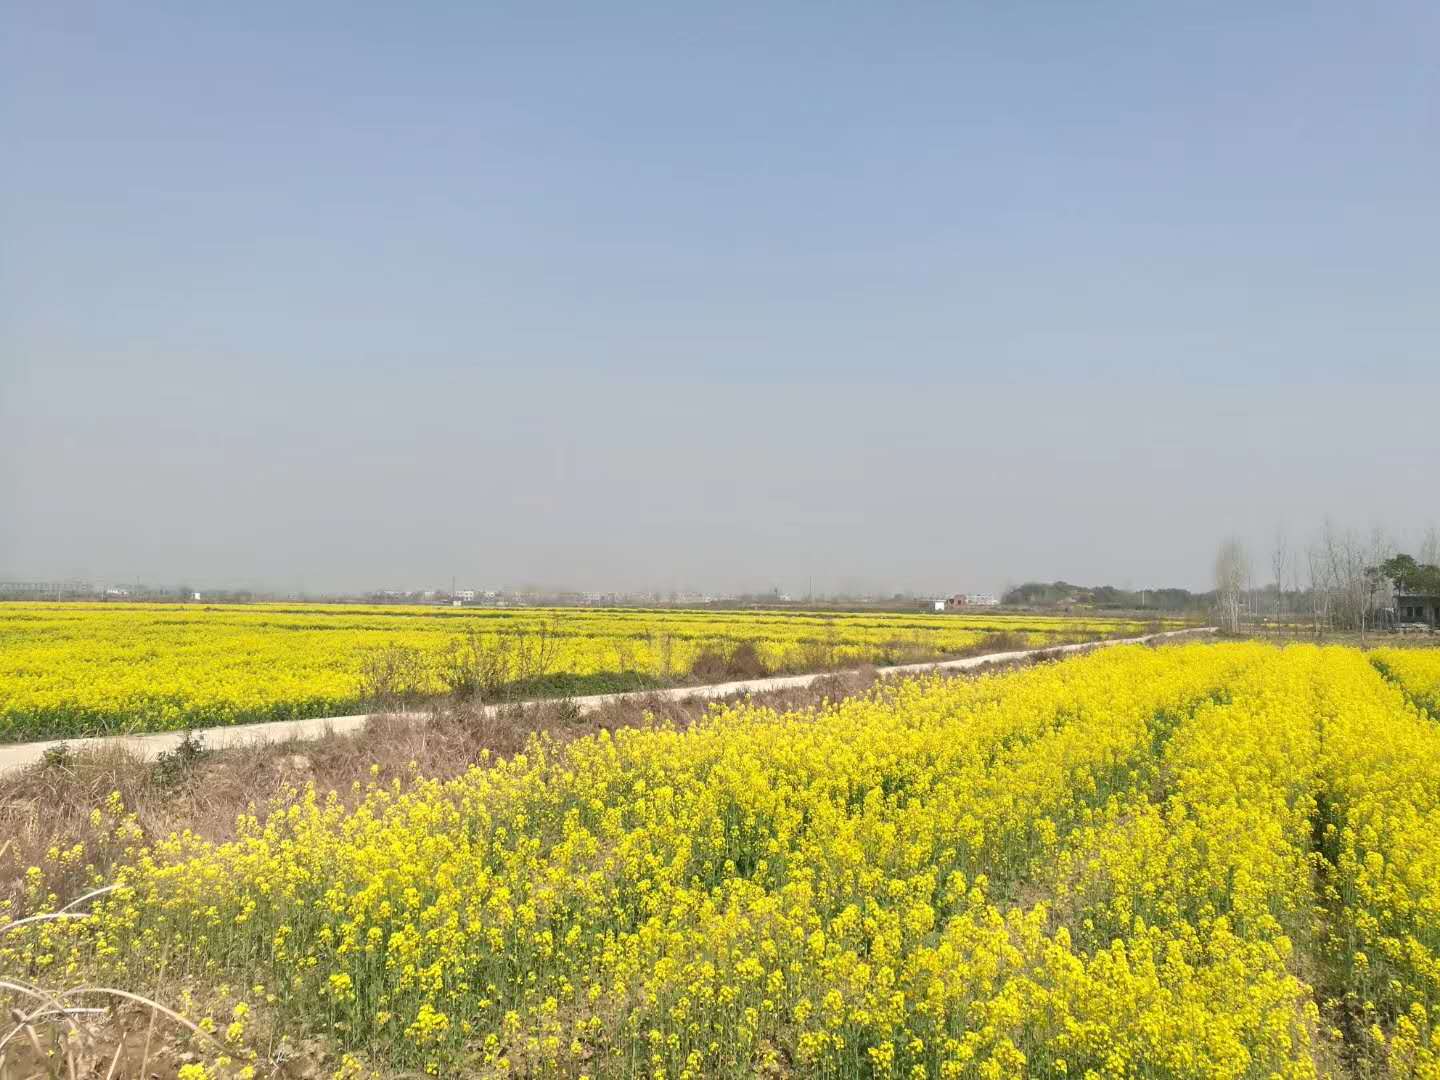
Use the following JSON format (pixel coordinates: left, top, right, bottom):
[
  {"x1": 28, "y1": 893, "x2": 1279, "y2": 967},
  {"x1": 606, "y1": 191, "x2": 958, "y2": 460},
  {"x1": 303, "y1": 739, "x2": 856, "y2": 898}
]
[
  {"x1": 1396, "y1": 591, "x2": 1440, "y2": 628},
  {"x1": 920, "y1": 598, "x2": 946, "y2": 612},
  {"x1": 455, "y1": 590, "x2": 477, "y2": 602},
  {"x1": 946, "y1": 593, "x2": 999, "y2": 609}
]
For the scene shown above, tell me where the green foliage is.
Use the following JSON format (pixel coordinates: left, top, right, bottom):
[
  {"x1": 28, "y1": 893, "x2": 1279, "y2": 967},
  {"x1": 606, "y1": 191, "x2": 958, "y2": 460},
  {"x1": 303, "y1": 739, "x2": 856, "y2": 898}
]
[
  {"x1": 1379, "y1": 553, "x2": 1440, "y2": 596},
  {"x1": 151, "y1": 730, "x2": 210, "y2": 789}
]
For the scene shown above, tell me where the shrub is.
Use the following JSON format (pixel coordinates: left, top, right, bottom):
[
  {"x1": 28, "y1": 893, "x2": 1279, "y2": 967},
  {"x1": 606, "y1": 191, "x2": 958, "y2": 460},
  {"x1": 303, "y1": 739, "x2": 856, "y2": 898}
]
[
  {"x1": 358, "y1": 645, "x2": 431, "y2": 707},
  {"x1": 41, "y1": 742, "x2": 73, "y2": 770},
  {"x1": 151, "y1": 730, "x2": 209, "y2": 789},
  {"x1": 690, "y1": 640, "x2": 769, "y2": 681}
]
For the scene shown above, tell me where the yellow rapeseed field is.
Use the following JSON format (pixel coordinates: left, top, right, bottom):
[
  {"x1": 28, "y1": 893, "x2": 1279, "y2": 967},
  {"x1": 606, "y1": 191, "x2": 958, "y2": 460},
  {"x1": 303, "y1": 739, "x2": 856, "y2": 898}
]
[
  {"x1": 5, "y1": 642, "x2": 1439, "y2": 1078},
  {"x1": 0, "y1": 602, "x2": 1168, "y2": 741},
  {"x1": 1371, "y1": 647, "x2": 1440, "y2": 717}
]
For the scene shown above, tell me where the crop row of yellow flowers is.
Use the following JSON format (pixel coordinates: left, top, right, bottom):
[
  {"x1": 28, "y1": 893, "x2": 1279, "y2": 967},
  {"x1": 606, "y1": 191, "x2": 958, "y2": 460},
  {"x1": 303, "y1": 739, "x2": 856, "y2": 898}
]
[
  {"x1": 1032, "y1": 646, "x2": 1330, "y2": 1077},
  {"x1": 1315, "y1": 648, "x2": 1440, "y2": 1075},
  {"x1": 1371, "y1": 647, "x2": 1440, "y2": 717},
  {"x1": 0, "y1": 602, "x2": 1172, "y2": 741},
  {"x1": 18, "y1": 643, "x2": 1440, "y2": 1077}
]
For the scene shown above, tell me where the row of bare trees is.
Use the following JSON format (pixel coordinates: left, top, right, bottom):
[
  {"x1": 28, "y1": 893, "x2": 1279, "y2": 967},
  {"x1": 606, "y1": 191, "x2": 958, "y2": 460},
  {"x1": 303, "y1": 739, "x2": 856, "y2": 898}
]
[{"x1": 1215, "y1": 522, "x2": 1439, "y2": 639}]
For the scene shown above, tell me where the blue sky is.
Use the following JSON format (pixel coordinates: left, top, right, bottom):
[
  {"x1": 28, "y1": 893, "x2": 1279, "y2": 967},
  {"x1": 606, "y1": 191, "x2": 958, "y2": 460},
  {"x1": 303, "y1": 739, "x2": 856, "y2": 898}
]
[{"x1": 3, "y1": 3, "x2": 1437, "y2": 594}]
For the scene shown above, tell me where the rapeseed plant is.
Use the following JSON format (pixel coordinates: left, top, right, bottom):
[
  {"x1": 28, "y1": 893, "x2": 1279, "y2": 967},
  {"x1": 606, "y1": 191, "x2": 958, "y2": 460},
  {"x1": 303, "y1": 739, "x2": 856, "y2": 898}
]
[{"x1": 5, "y1": 642, "x2": 1436, "y2": 1078}]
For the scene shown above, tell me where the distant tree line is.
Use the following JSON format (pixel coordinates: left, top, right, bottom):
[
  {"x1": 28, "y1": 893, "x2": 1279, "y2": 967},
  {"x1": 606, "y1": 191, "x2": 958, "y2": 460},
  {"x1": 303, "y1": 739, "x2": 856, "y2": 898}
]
[
  {"x1": 1213, "y1": 521, "x2": 1440, "y2": 636},
  {"x1": 1001, "y1": 581, "x2": 1212, "y2": 612}
]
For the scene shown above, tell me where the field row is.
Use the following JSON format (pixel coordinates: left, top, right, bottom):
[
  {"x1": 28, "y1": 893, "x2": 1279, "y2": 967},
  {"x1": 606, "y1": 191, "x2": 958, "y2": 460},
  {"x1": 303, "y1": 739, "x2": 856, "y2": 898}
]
[
  {"x1": 6, "y1": 641, "x2": 1439, "y2": 1078},
  {"x1": 0, "y1": 603, "x2": 1175, "y2": 741},
  {"x1": 1373, "y1": 647, "x2": 1440, "y2": 717}
]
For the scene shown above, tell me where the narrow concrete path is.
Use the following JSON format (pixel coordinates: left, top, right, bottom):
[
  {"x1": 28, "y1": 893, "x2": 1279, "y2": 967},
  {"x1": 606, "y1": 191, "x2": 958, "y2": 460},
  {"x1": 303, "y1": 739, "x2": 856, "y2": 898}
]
[{"x1": 0, "y1": 627, "x2": 1216, "y2": 775}]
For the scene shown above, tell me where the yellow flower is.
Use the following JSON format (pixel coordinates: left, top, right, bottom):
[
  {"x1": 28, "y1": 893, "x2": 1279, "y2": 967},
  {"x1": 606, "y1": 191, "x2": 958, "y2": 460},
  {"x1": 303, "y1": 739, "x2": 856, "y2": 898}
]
[{"x1": 10, "y1": 640, "x2": 1439, "y2": 1077}]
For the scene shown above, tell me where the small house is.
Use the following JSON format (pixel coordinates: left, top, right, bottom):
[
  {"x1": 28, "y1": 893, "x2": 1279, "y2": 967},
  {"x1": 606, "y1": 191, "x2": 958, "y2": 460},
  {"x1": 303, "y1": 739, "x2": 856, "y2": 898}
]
[
  {"x1": 1395, "y1": 592, "x2": 1440, "y2": 628},
  {"x1": 947, "y1": 593, "x2": 999, "y2": 609}
]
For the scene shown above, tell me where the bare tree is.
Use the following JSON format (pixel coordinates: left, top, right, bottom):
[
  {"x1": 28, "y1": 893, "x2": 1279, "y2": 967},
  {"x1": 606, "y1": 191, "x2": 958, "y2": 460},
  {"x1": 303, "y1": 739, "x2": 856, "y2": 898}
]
[
  {"x1": 1287, "y1": 554, "x2": 1304, "y2": 624},
  {"x1": 1363, "y1": 527, "x2": 1397, "y2": 637},
  {"x1": 1421, "y1": 524, "x2": 1440, "y2": 569},
  {"x1": 1215, "y1": 538, "x2": 1250, "y2": 634},
  {"x1": 1306, "y1": 540, "x2": 1334, "y2": 638},
  {"x1": 1324, "y1": 521, "x2": 1367, "y2": 637},
  {"x1": 1271, "y1": 528, "x2": 1289, "y2": 628},
  {"x1": 1311, "y1": 521, "x2": 1394, "y2": 641}
]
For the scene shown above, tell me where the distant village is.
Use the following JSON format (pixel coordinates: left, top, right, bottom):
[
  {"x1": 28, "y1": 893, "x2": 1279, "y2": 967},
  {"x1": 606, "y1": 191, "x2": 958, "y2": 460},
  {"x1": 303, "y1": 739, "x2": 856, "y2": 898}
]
[
  {"x1": 4, "y1": 573, "x2": 1430, "y2": 628},
  {"x1": 0, "y1": 578, "x2": 1185, "y2": 615},
  {"x1": 0, "y1": 579, "x2": 997, "y2": 611}
]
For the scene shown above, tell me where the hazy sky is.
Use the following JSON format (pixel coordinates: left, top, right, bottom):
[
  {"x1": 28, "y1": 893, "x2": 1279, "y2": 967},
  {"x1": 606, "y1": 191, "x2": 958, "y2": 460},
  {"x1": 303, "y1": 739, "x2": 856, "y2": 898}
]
[{"x1": 3, "y1": 3, "x2": 1437, "y2": 596}]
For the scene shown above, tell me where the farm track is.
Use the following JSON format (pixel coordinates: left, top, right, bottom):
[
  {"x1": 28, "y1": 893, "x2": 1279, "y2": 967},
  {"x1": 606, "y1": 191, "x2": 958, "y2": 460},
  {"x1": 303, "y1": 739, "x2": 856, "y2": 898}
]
[{"x1": 0, "y1": 627, "x2": 1215, "y2": 775}]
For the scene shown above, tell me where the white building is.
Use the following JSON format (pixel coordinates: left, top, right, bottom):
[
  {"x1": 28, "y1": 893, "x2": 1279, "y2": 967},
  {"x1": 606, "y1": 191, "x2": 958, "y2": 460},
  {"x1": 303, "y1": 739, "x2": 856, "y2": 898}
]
[{"x1": 945, "y1": 593, "x2": 999, "y2": 609}]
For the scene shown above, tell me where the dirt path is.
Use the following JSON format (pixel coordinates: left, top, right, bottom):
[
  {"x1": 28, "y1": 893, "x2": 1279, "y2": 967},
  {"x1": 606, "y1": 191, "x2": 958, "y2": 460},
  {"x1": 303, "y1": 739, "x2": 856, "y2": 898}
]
[{"x1": 0, "y1": 627, "x2": 1215, "y2": 775}]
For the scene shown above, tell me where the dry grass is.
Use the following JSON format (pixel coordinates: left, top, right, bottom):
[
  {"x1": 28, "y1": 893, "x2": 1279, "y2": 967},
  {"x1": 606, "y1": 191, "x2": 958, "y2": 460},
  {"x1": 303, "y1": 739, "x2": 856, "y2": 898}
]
[
  {"x1": 951, "y1": 630, "x2": 1030, "y2": 656},
  {"x1": 0, "y1": 978, "x2": 228, "y2": 1080},
  {"x1": 688, "y1": 640, "x2": 770, "y2": 681}
]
